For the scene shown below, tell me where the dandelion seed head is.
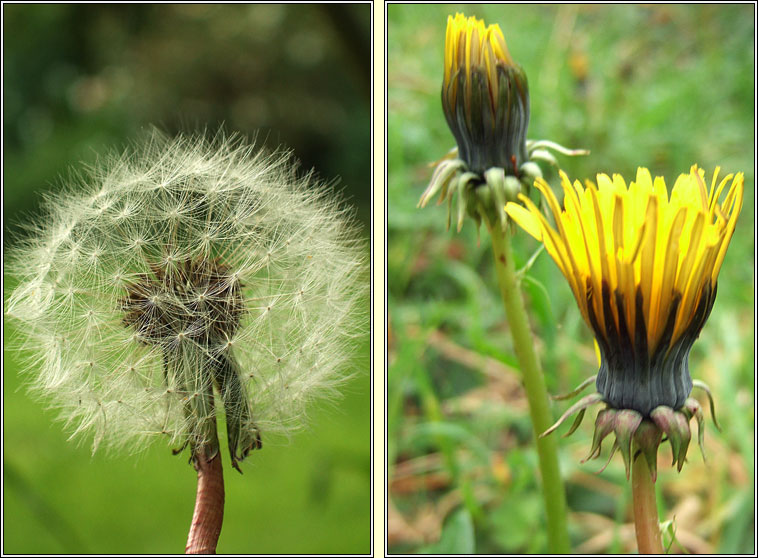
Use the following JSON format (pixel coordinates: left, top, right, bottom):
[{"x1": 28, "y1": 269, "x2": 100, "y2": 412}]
[{"x1": 6, "y1": 130, "x2": 368, "y2": 461}]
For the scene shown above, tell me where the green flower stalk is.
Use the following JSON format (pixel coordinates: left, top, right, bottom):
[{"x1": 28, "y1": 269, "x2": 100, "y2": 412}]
[
  {"x1": 5, "y1": 131, "x2": 367, "y2": 553},
  {"x1": 506, "y1": 165, "x2": 744, "y2": 552},
  {"x1": 418, "y1": 13, "x2": 585, "y2": 553}
]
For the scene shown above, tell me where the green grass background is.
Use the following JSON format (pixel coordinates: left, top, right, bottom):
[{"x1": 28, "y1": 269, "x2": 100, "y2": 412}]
[
  {"x1": 388, "y1": 4, "x2": 753, "y2": 554},
  {"x1": 3, "y1": 4, "x2": 370, "y2": 554}
]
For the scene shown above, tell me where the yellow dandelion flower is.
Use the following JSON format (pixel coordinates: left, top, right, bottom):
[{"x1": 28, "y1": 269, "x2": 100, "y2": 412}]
[{"x1": 506, "y1": 165, "x2": 743, "y2": 415}]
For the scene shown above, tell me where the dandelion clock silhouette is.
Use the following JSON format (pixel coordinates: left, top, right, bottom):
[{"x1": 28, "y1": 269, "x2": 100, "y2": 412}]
[{"x1": 5, "y1": 130, "x2": 368, "y2": 554}]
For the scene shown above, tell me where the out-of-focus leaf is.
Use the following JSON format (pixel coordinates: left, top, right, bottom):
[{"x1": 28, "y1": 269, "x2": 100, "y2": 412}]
[{"x1": 419, "y1": 508, "x2": 476, "y2": 554}]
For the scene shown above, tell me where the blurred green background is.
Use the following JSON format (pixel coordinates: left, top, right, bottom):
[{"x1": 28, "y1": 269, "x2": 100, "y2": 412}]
[
  {"x1": 388, "y1": 4, "x2": 753, "y2": 554},
  {"x1": 3, "y1": 4, "x2": 370, "y2": 554}
]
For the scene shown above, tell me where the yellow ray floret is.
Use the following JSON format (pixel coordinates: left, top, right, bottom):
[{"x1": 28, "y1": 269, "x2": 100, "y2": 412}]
[
  {"x1": 505, "y1": 165, "x2": 744, "y2": 354},
  {"x1": 444, "y1": 13, "x2": 513, "y2": 109}
]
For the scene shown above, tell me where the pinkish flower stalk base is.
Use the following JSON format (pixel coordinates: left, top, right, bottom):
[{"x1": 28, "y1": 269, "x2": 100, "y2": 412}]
[
  {"x1": 185, "y1": 450, "x2": 225, "y2": 554},
  {"x1": 631, "y1": 450, "x2": 663, "y2": 554}
]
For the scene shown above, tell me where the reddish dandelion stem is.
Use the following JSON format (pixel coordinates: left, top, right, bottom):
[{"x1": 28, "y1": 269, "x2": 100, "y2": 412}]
[
  {"x1": 632, "y1": 453, "x2": 664, "y2": 554},
  {"x1": 185, "y1": 451, "x2": 225, "y2": 554}
]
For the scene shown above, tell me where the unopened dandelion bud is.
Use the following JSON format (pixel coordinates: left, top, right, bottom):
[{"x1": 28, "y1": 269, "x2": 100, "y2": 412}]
[
  {"x1": 442, "y1": 13, "x2": 529, "y2": 176},
  {"x1": 422, "y1": 13, "x2": 586, "y2": 234}
]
